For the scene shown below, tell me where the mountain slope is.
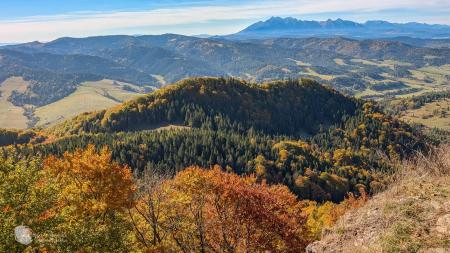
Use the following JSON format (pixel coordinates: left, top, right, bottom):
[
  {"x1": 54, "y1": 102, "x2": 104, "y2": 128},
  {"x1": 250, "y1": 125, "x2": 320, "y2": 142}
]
[
  {"x1": 258, "y1": 37, "x2": 450, "y2": 66},
  {"x1": 0, "y1": 49, "x2": 159, "y2": 106},
  {"x1": 49, "y1": 77, "x2": 358, "y2": 136},
  {"x1": 307, "y1": 145, "x2": 450, "y2": 253}
]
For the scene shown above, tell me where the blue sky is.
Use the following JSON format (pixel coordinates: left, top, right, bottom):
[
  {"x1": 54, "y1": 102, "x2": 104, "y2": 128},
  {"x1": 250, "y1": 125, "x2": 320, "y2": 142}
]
[
  {"x1": 0, "y1": 0, "x2": 247, "y2": 18},
  {"x1": 1, "y1": 0, "x2": 449, "y2": 42}
]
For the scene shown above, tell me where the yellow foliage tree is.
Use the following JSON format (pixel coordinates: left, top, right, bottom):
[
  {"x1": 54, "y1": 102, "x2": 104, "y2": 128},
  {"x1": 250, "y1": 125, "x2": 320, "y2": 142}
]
[{"x1": 43, "y1": 144, "x2": 136, "y2": 252}]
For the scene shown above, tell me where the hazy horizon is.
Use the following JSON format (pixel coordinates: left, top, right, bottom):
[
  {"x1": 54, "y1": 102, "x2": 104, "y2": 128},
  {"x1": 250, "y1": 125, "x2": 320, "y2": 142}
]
[{"x1": 1, "y1": 0, "x2": 450, "y2": 43}]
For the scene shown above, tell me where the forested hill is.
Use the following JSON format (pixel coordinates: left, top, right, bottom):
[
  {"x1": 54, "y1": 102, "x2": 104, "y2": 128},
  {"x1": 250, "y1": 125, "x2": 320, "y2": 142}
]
[
  {"x1": 1, "y1": 77, "x2": 427, "y2": 204},
  {"x1": 49, "y1": 77, "x2": 358, "y2": 136}
]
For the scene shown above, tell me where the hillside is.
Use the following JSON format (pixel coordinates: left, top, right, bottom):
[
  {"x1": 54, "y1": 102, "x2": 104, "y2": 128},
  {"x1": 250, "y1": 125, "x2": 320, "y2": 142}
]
[
  {"x1": 262, "y1": 37, "x2": 449, "y2": 65},
  {"x1": 383, "y1": 91, "x2": 450, "y2": 134},
  {"x1": 385, "y1": 37, "x2": 450, "y2": 49},
  {"x1": 34, "y1": 79, "x2": 146, "y2": 128},
  {"x1": 48, "y1": 77, "x2": 358, "y2": 136},
  {"x1": 307, "y1": 144, "x2": 450, "y2": 252},
  {"x1": 2, "y1": 34, "x2": 449, "y2": 130},
  {"x1": 0, "y1": 77, "x2": 149, "y2": 129},
  {"x1": 0, "y1": 77, "x2": 29, "y2": 128},
  {"x1": 0, "y1": 48, "x2": 159, "y2": 106},
  {"x1": 2, "y1": 2, "x2": 450, "y2": 251}
]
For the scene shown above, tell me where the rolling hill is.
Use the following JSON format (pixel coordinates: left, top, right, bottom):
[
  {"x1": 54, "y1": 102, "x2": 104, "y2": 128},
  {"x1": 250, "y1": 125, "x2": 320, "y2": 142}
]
[
  {"x1": 0, "y1": 77, "x2": 150, "y2": 129},
  {"x1": 3, "y1": 34, "x2": 449, "y2": 102},
  {"x1": 0, "y1": 48, "x2": 159, "y2": 106},
  {"x1": 34, "y1": 79, "x2": 146, "y2": 128},
  {"x1": 1, "y1": 31, "x2": 449, "y2": 130}
]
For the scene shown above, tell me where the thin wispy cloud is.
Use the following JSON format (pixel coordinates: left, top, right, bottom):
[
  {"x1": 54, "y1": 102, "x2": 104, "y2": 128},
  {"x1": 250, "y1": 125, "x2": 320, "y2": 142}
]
[{"x1": 1, "y1": 0, "x2": 449, "y2": 42}]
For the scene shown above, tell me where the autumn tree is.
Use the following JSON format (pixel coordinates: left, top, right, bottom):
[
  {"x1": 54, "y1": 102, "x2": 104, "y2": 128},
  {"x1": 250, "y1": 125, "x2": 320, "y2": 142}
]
[
  {"x1": 43, "y1": 144, "x2": 136, "y2": 252},
  {"x1": 128, "y1": 169, "x2": 171, "y2": 251},
  {"x1": 301, "y1": 188, "x2": 368, "y2": 240},
  {"x1": 137, "y1": 166, "x2": 309, "y2": 253},
  {"x1": 0, "y1": 151, "x2": 58, "y2": 252}
]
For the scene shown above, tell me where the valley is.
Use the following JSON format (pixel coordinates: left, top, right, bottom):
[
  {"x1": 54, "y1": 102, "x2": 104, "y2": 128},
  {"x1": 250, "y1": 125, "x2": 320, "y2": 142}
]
[
  {"x1": 0, "y1": 78, "x2": 147, "y2": 129},
  {"x1": 34, "y1": 79, "x2": 146, "y2": 127}
]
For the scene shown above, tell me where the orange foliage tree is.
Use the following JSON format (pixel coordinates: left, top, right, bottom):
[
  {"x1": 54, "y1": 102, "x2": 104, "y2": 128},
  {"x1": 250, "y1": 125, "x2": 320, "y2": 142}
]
[
  {"x1": 132, "y1": 166, "x2": 309, "y2": 252},
  {"x1": 43, "y1": 144, "x2": 136, "y2": 251},
  {"x1": 44, "y1": 144, "x2": 135, "y2": 215}
]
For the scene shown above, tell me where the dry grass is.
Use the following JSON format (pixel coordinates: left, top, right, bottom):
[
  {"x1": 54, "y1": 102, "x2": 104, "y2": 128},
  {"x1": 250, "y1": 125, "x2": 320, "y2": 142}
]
[
  {"x1": 400, "y1": 99, "x2": 450, "y2": 131},
  {"x1": 396, "y1": 144, "x2": 450, "y2": 179},
  {"x1": 151, "y1": 74, "x2": 167, "y2": 85},
  {"x1": 307, "y1": 144, "x2": 450, "y2": 253},
  {"x1": 288, "y1": 58, "x2": 312, "y2": 67},
  {"x1": 379, "y1": 145, "x2": 450, "y2": 253},
  {"x1": 300, "y1": 67, "x2": 340, "y2": 81}
]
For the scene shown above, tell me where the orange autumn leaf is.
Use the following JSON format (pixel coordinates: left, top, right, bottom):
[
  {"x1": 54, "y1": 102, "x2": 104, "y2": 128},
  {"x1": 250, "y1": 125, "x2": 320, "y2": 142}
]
[{"x1": 44, "y1": 144, "x2": 135, "y2": 215}]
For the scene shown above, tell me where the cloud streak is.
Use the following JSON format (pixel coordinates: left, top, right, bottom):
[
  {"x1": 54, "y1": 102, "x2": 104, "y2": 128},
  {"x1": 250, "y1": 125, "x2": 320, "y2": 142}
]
[{"x1": 1, "y1": 0, "x2": 449, "y2": 42}]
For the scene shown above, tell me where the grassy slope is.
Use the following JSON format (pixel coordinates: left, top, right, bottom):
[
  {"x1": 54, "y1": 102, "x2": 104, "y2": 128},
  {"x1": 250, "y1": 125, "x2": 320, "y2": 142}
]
[
  {"x1": 400, "y1": 98, "x2": 450, "y2": 131},
  {"x1": 0, "y1": 77, "x2": 146, "y2": 129},
  {"x1": 34, "y1": 79, "x2": 144, "y2": 127},
  {"x1": 334, "y1": 59, "x2": 448, "y2": 99},
  {"x1": 0, "y1": 77, "x2": 29, "y2": 129},
  {"x1": 307, "y1": 145, "x2": 450, "y2": 253}
]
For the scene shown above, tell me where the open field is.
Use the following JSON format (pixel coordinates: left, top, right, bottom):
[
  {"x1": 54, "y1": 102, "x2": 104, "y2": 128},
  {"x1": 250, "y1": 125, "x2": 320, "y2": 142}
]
[
  {"x1": 288, "y1": 58, "x2": 312, "y2": 67},
  {"x1": 351, "y1": 58, "x2": 386, "y2": 67},
  {"x1": 333, "y1": 58, "x2": 347, "y2": 66},
  {"x1": 354, "y1": 88, "x2": 382, "y2": 98},
  {"x1": 301, "y1": 67, "x2": 339, "y2": 81},
  {"x1": 408, "y1": 65, "x2": 450, "y2": 85},
  {"x1": 400, "y1": 98, "x2": 450, "y2": 131},
  {"x1": 352, "y1": 60, "x2": 449, "y2": 99},
  {"x1": 0, "y1": 77, "x2": 30, "y2": 129},
  {"x1": 290, "y1": 57, "x2": 449, "y2": 100},
  {"x1": 420, "y1": 64, "x2": 450, "y2": 76},
  {"x1": 351, "y1": 59, "x2": 412, "y2": 69},
  {"x1": 381, "y1": 59, "x2": 413, "y2": 67},
  {"x1": 34, "y1": 80, "x2": 145, "y2": 127}
]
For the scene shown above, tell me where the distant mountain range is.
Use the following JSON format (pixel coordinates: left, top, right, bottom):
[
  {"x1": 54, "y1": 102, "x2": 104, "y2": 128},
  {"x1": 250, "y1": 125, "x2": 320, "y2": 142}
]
[{"x1": 224, "y1": 17, "x2": 450, "y2": 40}]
